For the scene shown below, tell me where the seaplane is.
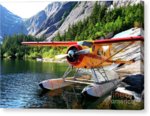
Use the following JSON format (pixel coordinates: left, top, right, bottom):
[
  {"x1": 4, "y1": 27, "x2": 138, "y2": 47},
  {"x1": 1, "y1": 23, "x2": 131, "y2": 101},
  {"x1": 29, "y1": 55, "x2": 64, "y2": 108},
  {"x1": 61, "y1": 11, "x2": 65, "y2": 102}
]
[{"x1": 22, "y1": 35, "x2": 144, "y2": 98}]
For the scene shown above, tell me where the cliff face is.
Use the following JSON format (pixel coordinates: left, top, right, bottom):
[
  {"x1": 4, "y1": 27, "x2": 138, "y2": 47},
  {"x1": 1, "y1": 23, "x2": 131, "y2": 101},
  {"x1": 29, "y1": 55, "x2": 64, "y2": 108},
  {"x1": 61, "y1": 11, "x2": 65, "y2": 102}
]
[
  {"x1": 47, "y1": 0, "x2": 143, "y2": 41},
  {"x1": 24, "y1": 0, "x2": 142, "y2": 41},
  {"x1": 25, "y1": 10, "x2": 47, "y2": 35},
  {"x1": 113, "y1": 0, "x2": 142, "y2": 7},
  {"x1": 0, "y1": 5, "x2": 28, "y2": 41},
  {"x1": 46, "y1": 1, "x2": 96, "y2": 40},
  {"x1": 25, "y1": 2, "x2": 77, "y2": 37},
  {"x1": 46, "y1": 1, "x2": 114, "y2": 41},
  {"x1": 25, "y1": 1, "x2": 112, "y2": 40}
]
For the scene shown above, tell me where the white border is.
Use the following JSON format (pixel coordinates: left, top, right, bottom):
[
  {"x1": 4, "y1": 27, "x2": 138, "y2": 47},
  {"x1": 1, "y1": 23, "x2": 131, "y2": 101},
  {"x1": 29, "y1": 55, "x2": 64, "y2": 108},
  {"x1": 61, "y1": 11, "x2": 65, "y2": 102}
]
[{"x1": 0, "y1": 0, "x2": 150, "y2": 116}]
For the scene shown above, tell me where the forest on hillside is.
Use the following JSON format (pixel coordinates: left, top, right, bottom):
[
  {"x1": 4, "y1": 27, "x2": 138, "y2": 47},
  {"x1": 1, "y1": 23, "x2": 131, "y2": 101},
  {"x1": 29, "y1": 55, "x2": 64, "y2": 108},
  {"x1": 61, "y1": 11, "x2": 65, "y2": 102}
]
[
  {"x1": 0, "y1": 34, "x2": 67, "y2": 59},
  {"x1": 54, "y1": 2, "x2": 144, "y2": 41},
  {"x1": 1, "y1": 2, "x2": 144, "y2": 59}
]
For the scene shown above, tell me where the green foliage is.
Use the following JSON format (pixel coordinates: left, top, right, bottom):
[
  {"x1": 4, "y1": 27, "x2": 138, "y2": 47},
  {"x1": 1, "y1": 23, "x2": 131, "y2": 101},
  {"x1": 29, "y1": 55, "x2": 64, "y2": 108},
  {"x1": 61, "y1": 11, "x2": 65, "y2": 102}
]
[
  {"x1": 1, "y1": 34, "x2": 67, "y2": 59},
  {"x1": 54, "y1": 2, "x2": 144, "y2": 41},
  {"x1": 1, "y1": 3, "x2": 144, "y2": 59}
]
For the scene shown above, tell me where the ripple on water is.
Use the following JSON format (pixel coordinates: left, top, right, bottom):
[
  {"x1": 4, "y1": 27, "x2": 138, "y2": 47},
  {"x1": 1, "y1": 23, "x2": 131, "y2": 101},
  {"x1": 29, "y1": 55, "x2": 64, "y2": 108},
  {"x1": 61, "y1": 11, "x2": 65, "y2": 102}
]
[
  {"x1": 0, "y1": 73, "x2": 85, "y2": 108},
  {"x1": 0, "y1": 73, "x2": 57, "y2": 108}
]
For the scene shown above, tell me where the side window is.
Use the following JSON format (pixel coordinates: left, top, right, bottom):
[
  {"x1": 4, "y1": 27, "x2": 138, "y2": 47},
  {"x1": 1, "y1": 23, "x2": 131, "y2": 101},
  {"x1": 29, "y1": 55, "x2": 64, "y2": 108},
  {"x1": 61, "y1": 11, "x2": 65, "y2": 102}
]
[
  {"x1": 92, "y1": 45, "x2": 95, "y2": 52},
  {"x1": 97, "y1": 49, "x2": 102, "y2": 56}
]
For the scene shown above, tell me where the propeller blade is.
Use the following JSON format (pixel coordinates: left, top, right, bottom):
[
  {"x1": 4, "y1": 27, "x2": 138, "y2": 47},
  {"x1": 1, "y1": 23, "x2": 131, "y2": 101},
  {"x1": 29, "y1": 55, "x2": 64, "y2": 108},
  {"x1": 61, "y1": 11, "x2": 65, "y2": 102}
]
[
  {"x1": 55, "y1": 48, "x2": 92, "y2": 60},
  {"x1": 75, "y1": 48, "x2": 92, "y2": 55},
  {"x1": 54, "y1": 54, "x2": 68, "y2": 59}
]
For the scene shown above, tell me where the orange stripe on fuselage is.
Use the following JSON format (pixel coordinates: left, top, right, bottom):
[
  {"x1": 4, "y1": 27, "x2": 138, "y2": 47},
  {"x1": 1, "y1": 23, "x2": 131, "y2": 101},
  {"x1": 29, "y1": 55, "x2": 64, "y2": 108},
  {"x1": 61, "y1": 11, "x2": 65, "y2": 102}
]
[{"x1": 70, "y1": 44, "x2": 112, "y2": 68}]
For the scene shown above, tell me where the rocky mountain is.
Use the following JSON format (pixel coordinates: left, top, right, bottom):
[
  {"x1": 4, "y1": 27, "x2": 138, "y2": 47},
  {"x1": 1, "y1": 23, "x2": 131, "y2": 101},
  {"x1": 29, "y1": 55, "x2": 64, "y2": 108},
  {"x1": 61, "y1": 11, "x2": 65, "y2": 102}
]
[
  {"x1": 47, "y1": 1, "x2": 113, "y2": 40},
  {"x1": 25, "y1": 1, "x2": 113, "y2": 40},
  {"x1": 113, "y1": 0, "x2": 142, "y2": 7},
  {"x1": 25, "y1": 10, "x2": 47, "y2": 36},
  {"x1": 25, "y1": 2, "x2": 77, "y2": 37},
  {"x1": 25, "y1": 2, "x2": 61, "y2": 36},
  {"x1": 0, "y1": 0, "x2": 143, "y2": 42},
  {"x1": 0, "y1": 5, "x2": 28, "y2": 41},
  {"x1": 46, "y1": 1, "x2": 96, "y2": 40}
]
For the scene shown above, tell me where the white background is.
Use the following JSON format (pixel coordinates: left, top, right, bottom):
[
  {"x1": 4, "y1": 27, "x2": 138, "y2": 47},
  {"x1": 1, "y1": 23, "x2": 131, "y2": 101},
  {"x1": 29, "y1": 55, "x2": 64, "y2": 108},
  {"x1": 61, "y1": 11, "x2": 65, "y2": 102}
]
[
  {"x1": 0, "y1": 0, "x2": 150, "y2": 116},
  {"x1": 0, "y1": 0, "x2": 52, "y2": 18}
]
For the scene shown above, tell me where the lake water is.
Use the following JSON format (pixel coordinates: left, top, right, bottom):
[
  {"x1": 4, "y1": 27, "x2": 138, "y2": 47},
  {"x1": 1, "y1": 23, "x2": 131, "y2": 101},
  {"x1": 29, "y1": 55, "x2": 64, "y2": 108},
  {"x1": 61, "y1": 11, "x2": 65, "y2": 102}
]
[{"x1": 0, "y1": 59, "x2": 101, "y2": 109}]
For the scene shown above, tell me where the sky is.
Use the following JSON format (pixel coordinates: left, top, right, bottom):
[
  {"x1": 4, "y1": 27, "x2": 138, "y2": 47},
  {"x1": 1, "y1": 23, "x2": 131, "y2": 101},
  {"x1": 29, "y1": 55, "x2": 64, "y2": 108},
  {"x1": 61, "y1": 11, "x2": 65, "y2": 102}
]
[
  {"x1": 0, "y1": 0, "x2": 94, "y2": 19},
  {"x1": 0, "y1": 0, "x2": 52, "y2": 18}
]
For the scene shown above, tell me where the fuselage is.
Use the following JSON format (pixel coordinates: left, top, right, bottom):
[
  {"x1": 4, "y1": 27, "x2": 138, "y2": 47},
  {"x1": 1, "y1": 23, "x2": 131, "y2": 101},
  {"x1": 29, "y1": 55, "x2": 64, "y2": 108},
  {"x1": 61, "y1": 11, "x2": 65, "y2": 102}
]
[{"x1": 66, "y1": 43, "x2": 112, "y2": 69}]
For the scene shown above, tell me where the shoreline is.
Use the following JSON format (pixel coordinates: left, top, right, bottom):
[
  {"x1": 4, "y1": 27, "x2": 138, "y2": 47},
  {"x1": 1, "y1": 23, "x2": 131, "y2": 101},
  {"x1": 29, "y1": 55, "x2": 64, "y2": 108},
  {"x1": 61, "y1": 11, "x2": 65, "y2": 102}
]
[
  {"x1": 36, "y1": 57, "x2": 67, "y2": 63},
  {"x1": 1, "y1": 57, "x2": 67, "y2": 63}
]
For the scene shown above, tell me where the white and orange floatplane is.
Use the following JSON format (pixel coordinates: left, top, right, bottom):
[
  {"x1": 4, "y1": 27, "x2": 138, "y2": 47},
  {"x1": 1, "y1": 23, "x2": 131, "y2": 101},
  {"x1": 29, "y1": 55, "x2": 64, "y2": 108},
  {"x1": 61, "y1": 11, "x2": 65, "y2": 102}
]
[{"x1": 22, "y1": 36, "x2": 144, "y2": 98}]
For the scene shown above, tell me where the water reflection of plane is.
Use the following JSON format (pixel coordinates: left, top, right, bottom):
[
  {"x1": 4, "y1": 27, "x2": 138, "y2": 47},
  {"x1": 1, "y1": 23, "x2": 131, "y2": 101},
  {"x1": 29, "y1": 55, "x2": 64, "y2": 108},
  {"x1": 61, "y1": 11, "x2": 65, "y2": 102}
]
[
  {"x1": 22, "y1": 36, "x2": 144, "y2": 98},
  {"x1": 38, "y1": 85, "x2": 81, "y2": 108}
]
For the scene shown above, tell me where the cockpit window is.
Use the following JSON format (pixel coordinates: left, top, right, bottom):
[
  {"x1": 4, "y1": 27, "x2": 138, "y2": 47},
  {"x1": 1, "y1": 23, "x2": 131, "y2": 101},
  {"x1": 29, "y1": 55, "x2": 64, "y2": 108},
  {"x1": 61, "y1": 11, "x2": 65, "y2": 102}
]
[{"x1": 77, "y1": 41, "x2": 93, "y2": 47}]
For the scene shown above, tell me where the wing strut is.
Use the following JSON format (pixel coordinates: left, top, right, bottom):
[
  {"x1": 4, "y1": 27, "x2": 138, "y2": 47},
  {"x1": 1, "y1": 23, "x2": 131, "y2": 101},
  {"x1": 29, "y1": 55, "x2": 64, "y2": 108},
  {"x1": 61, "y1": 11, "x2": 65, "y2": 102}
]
[{"x1": 97, "y1": 42, "x2": 135, "y2": 67}]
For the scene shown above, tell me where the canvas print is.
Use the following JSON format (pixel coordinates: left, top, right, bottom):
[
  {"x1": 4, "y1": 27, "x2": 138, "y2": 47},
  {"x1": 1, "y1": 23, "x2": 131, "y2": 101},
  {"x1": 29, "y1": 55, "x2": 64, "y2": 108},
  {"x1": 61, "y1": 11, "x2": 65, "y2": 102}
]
[{"x1": 0, "y1": 0, "x2": 144, "y2": 109}]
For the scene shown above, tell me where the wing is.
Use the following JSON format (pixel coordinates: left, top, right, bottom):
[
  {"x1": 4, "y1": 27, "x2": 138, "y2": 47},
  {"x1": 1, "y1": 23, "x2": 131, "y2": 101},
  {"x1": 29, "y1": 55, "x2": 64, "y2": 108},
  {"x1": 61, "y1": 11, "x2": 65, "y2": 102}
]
[
  {"x1": 22, "y1": 41, "x2": 77, "y2": 47},
  {"x1": 22, "y1": 36, "x2": 143, "y2": 47},
  {"x1": 93, "y1": 36, "x2": 144, "y2": 66},
  {"x1": 93, "y1": 36, "x2": 144, "y2": 45}
]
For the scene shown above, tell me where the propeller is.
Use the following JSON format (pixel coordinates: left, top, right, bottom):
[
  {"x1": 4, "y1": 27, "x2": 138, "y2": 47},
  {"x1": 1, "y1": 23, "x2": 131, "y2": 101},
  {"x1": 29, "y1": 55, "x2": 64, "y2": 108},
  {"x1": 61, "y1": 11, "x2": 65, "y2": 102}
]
[
  {"x1": 55, "y1": 48, "x2": 92, "y2": 60},
  {"x1": 54, "y1": 54, "x2": 68, "y2": 59}
]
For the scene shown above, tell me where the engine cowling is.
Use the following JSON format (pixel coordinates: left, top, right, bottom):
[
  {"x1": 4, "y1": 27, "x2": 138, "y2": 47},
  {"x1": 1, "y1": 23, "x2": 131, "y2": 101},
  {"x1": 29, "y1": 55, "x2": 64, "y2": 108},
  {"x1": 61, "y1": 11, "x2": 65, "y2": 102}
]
[{"x1": 66, "y1": 45, "x2": 84, "y2": 66}]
